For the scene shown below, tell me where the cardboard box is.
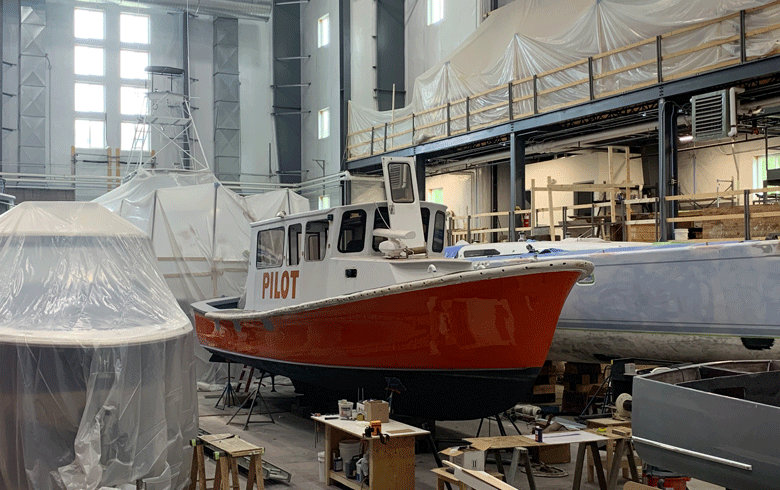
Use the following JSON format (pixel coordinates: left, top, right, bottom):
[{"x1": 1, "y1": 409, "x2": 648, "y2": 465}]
[
  {"x1": 534, "y1": 443, "x2": 571, "y2": 464},
  {"x1": 364, "y1": 400, "x2": 389, "y2": 423},
  {"x1": 439, "y1": 446, "x2": 485, "y2": 471}
]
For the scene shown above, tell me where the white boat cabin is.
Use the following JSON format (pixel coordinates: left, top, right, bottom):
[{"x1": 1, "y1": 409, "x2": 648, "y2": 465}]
[{"x1": 245, "y1": 158, "x2": 471, "y2": 309}]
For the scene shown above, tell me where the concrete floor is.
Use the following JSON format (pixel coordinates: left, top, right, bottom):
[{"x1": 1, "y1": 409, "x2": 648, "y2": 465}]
[{"x1": 196, "y1": 378, "x2": 723, "y2": 490}]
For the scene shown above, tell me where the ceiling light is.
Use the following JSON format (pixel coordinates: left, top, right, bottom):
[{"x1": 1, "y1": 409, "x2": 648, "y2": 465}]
[{"x1": 678, "y1": 135, "x2": 694, "y2": 143}]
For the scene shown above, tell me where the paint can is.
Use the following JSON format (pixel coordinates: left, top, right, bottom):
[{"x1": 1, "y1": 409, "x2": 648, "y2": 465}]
[
  {"x1": 318, "y1": 452, "x2": 326, "y2": 482},
  {"x1": 534, "y1": 426, "x2": 543, "y2": 442}
]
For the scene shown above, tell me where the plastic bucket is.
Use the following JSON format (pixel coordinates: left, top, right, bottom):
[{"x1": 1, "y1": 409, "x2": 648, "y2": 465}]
[
  {"x1": 318, "y1": 451, "x2": 325, "y2": 482},
  {"x1": 339, "y1": 439, "x2": 362, "y2": 464},
  {"x1": 338, "y1": 400, "x2": 353, "y2": 419},
  {"x1": 674, "y1": 228, "x2": 688, "y2": 240}
]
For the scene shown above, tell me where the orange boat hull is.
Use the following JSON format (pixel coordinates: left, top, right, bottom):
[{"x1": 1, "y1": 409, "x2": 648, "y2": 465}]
[{"x1": 194, "y1": 269, "x2": 581, "y2": 419}]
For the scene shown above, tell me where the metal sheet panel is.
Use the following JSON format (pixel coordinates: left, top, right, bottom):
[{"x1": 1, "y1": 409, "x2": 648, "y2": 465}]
[
  {"x1": 20, "y1": 23, "x2": 45, "y2": 57},
  {"x1": 214, "y1": 101, "x2": 240, "y2": 130},
  {"x1": 214, "y1": 128, "x2": 240, "y2": 158},
  {"x1": 19, "y1": 85, "x2": 45, "y2": 117},
  {"x1": 213, "y1": 73, "x2": 239, "y2": 102}
]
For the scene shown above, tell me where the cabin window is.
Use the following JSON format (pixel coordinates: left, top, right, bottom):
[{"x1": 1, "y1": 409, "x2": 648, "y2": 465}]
[
  {"x1": 288, "y1": 223, "x2": 302, "y2": 266},
  {"x1": 256, "y1": 227, "x2": 285, "y2": 268},
  {"x1": 421, "y1": 207, "x2": 430, "y2": 242},
  {"x1": 338, "y1": 210, "x2": 367, "y2": 253},
  {"x1": 432, "y1": 211, "x2": 446, "y2": 252},
  {"x1": 372, "y1": 206, "x2": 390, "y2": 251},
  {"x1": 387, "y1": 162, "x2": 415, "y2": 203},
  {"x1": 305, "y1": 220, "x2": 329, "y2": 261}
]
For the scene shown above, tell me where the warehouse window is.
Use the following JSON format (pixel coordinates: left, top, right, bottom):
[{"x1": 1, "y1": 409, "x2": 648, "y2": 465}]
[
  {"x1": 74, "y1": 8, "x2": 104, "y2": 40},
  {"x1": 121, "y1": 122, "x2": 150, "y2": 151},
  {"x1": 753, "y1": 154, "x2": 780, "y2": 197},
  {"x1": 120, "y1": 13, "x2": 150, "y2": 44},
  {"x1": 75, "y1": 83, "x2": 105, "y2": 113},
  {"x1": 428, "y1": 188, "x2": 444, "y2": 204},
  {"x1": 121, "y1": 50, "x2": 150, "y2": 80},
  {"x1": 318, "y1": 107, "x2": 330, "y2": 139},
  {"x1": 120, "y1": 86, "x2": 147, "y2": 115},
  {"x1": 427, "y1": 0, "x2": 443, "y2": 25},
  {"x1": 75, "y1": 46, "x2": 104, "y2": 76},
  {"x1": 318, "y1": 14, "x2": 330, "y2": 47},
  {"x1": 75, "y1": 119, "x2": 105, "y2": 149}
]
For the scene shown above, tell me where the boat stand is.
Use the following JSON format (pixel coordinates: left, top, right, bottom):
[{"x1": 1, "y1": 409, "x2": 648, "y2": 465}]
[
  {"x1": 227, "y1": 372, "x2": 275, "y2": 430},
  {"x1": 215, "y1": 361, "x2": 240, "y2": 409}
]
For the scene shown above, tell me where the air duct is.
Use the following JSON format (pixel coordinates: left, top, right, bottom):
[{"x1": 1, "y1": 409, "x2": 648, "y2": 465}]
[{"x1": 80, "y1": 0, "x2": 271, "y2": 21}]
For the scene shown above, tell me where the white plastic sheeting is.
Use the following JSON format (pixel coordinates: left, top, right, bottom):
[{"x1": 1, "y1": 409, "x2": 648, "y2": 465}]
[
  {"x1": 93, "y1": 168, "x2": 310, "y2": 381},
  {"x1": 349, "y1": 0, "x2": 780, "y2": 158},
  {"x1": 0, "y1": 202, "x2": 196, "y2": 490}
]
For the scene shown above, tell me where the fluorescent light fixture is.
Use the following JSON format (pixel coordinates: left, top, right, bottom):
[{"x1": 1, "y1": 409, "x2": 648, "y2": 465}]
[{"x1": 678, "y1": 135, "x2": 694, "y2": 143}]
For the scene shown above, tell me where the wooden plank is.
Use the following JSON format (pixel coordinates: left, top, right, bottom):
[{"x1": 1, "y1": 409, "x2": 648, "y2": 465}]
[
  {"x1": 664, "y1": 34, "x2": 739, "y2": 61},
  {"x1": 539, "y1": 96, "x2": 591, "y2": 113},
  {"x1": 596, "y1": 79, "x2": 657, "y2": 99},
  {"x1": 592, "y1": 37, "x2": 655, "y2": 61},
  {"x1": 536, "y1": 58, "x2": 589, "y2": 79},
  {"x1": 370, "y1": 432, "x2": 416, "y2": 490},
  {"x1": 592, "y1": 58, "x2": 656, "y2": 82},
  {"x1": 662, "y1": 58, "x2": 739, "y2": 82},
  {"x1": 537, "y1": 77, "x2": 589, "y2": 97},
  {"x1": 661, "y1": 11, "x2": 740, "y2": 39}
]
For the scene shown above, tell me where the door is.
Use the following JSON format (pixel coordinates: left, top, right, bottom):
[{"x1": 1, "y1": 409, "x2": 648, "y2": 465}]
[{"x1": 381, "y1": 156, "x2": 425, "y2": 249}]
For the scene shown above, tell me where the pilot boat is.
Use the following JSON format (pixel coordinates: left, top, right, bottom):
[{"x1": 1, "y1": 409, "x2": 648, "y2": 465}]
[{"x1": 192, "y1": 158, "x2": 593, "y2": 420}]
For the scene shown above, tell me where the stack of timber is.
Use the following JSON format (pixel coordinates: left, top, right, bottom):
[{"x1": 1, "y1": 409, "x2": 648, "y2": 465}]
[
  {"x1": 696, "y1": 203, "x2": 780, "y2": 239},
  {"x1": 562, "y1": 362, "x2": 605, "y2": 413},
  {"x1": 531, "y1": 361, "x2": 561, "y2": 404}
]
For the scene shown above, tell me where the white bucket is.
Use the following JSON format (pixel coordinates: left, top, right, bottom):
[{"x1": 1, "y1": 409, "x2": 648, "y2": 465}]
[
  {"x1": 674, "y1": 228, "x2": 688, "y2": 240},
  {"x1": 318, "y1": 451, "x2": 325, "y2": 482},
  {"x1": 339, "y1": 439, "x2": 362, "y2": 464}
]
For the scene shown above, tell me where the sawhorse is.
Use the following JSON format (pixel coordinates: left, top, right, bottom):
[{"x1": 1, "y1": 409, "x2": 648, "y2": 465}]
[{"x1": 189, "y1": 433, "x2": 265, "y2": 490}]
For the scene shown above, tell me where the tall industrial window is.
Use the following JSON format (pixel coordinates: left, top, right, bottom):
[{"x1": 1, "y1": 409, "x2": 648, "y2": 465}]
[
  {"x1": 74, "y1": 8, "x2": 106, "y2": 149},
  {"x1": 73, "y1": 7, "x2": 150, "y2": 153},
  {"x1": 318, "y1": 107, "x2": 330, "y2": 139},
  {"x1": 120, "y1": 13, "x2": 150, "y2": 44},
  {"x1": 427, "y1": 0, "x2": 444, "y2": 25},
  {"x1": 428, "y1": 188, "x2": 444, "y2": 204},
  {"x1": 318, "y1": 14, "x2": 330, "y2": 47},
  {"x1": 753, "y1": 154, "x2": 780, "y2": 196},
  {"x1": 75, "y1": 120, "x2": 105, "y2": 148},
  {"x1": 121, "y1": 122, "x2": 150, "y2": 151}
]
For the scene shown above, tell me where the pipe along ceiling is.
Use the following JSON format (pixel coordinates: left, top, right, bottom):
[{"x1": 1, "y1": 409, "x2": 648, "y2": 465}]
[{"x1": 81, "y1": 0, "x2": 272, "y2": 21}]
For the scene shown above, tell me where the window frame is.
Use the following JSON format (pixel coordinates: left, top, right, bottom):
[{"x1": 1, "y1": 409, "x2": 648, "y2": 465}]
[
  {"x1": 432, "y1": 210, "x2": 446, "y2": 253},
  {"x1": 427, "y1": 0, "x2": 444, "y2": 25},
  {"x1": 318, "y1": 14, "x2": 330, "y2": 48},
  {"x1": 74, "y1": 119, "x2": 106, "y2": 149},
  {"x1": 120, "y1": 12, "x2": 150, "y2": 45},
  {"x1": 288, "y1": 223, "x2": 302, "y2": 266},
  {"x1": 304, "y1": 220, "x2": 330, "y2": 262},
  {"x1": 74, "y1": 8, "x2": 105, "y2": 40},
  {"x1": 255, "y1": 227, "x2": 286, "y2": 269},
  {"x1": 318, "y1": 107, "x2": 330, "y2": 139},
  {"x1": 337, "y1": 209, "x2": 367, "y2": 254}
]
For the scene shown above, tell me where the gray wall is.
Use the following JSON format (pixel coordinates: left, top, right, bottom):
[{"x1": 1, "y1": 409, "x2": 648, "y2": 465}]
[{"x1": 300, "y1": 1, "x2": 341, "y2": 203}]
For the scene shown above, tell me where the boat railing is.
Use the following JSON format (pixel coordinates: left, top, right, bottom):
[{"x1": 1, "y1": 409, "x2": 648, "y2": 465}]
[
  {"x1": 346, "y1": 1, "x2": 780, "y2": 161},
  {"x1": 448, "y1": 183, "x2": 780, "y2": 245}
]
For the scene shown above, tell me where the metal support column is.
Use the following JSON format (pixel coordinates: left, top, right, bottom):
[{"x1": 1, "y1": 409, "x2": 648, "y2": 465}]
[
  {"x1": 509, "y1": 133, "x2": 526, "y2": 242},
  {"x1": 2, "y1": 0, "x2": 20, "y2": 175},
  {"x1": 658, "y1": 97, "x2": 678, "y2": 241},
  {"x1": 182, "y1": 13, "x2": 192, "y2": 169},
  {"x1": 213, "y1": 17, "x2": 240, "y2": 182},
  {"x1": 339, "y1": 0, "x2": 351, "y2": 170},
  {"x1": 18, "y1": 5, "x2": 46, "y2": 176},
  {"x1": 415, "y1": 153, "x2": 425, "y2": 202},
  {"x1": 375, "y1": 0, "x2": 404, "y2": 111},
  {"x1": 272, "y1": 2, "x2": 302, "y2": 184}
]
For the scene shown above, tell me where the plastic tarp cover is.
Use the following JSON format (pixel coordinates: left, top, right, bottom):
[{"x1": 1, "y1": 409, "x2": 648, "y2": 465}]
[
  {"x1": 92, "y1": 168, "x2": 310, "y2": 384},
  {"x1": 349, "y1": 0, "x2": 780, "y2": 158},
  {"x1": 0, "y1": 202, "x2": 197, "y2": 490}
]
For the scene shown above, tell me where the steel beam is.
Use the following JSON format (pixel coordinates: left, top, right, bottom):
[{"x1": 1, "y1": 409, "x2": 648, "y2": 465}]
[
  {"x1": 346, "y1": 55, "x2": 780, "y2": 172},
  {"x1": 213, "y1": 17, "x2": 240, "y2": 181},
  {"x1": 375, "y1": 0, "x2": 404, "y2": 111},
  {"x1": 508, "y1": 133, "x2": 525, "y2": 241},
  {"x1": 272, "y1": 2, "x2": 302, "y2": 184},
  {"x1": 658, "y1": 97, "x2": 678, "y2": 241}
]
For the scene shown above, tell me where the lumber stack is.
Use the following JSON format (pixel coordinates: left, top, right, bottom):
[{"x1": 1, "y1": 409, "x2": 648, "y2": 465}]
[
  {"x1": 531, "y1": 361, "x2": 561, "y2": 405},
  {"x1": 561, "y1": 362, "x2": 605, "y2": 413}
]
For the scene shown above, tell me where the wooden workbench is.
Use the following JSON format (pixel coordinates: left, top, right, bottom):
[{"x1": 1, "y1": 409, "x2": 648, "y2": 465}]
[
  {"x1": 312, "y1": 415, "x2": 429, "y2": 490},
  {"x1": 466, "y1": 429, "x2": 639, "y2": 490}
]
